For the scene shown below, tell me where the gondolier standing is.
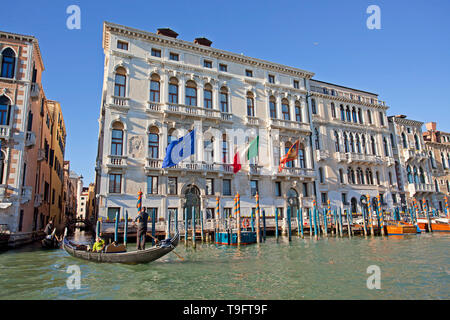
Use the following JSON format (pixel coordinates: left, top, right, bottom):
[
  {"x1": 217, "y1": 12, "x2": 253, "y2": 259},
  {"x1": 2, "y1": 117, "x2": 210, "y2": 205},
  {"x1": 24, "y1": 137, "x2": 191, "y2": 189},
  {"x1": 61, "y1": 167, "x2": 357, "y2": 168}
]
[{"x1": 135, "y1": 191, "x2": 148, "y2": 250}]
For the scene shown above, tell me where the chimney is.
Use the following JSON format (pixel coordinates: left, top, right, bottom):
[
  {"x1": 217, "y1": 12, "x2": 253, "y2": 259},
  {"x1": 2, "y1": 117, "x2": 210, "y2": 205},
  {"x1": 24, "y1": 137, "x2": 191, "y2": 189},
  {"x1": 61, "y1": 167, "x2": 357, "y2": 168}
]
[
  {"x1": 156, "y1": 28, "x2": 178, "y2": 38},
  {"x1": 425, "y1": 122, "x2": 436, "y2": 131},
  {"x1": 194, "y1": 37, "x2": 212, "y2": 47}
]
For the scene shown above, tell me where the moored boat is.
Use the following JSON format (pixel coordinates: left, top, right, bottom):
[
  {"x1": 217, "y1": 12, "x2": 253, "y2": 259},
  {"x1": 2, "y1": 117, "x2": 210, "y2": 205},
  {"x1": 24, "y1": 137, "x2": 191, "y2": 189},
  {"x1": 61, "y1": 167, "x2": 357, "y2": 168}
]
[
  {"x1": 431, "y1": 218, "x2": 450, "y2": 232},
  {"x1": 62, "y1": 231, "x2": 179, "y2": 264},
  {"x1": 385, "y1": 221, "x2": 417, "y2": 235}
]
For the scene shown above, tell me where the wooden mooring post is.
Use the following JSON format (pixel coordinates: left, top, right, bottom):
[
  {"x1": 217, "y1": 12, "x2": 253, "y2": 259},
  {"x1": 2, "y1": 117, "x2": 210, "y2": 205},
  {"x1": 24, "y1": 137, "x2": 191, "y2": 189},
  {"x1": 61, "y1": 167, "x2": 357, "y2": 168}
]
[
  {"x1": 299, "y1": 208, "x2": 304, "y2": 238},
  {"x1": 124, "y1": 211, "x2": 128, "y2": 246},
  {"x1": 334, "y1": 209, "x2": 338, "y2": 237},
  {"x1": 262, "y1": 209, "x2": 266, "y2": 242},
  {"x1": 184, "y1": 207, "x2": 188, "y2": 246},
  {"x1": 323, "y1": 208, "x2": 328, "y2": 237},
  {"x1": 287, "y1": 206, "x2": 292, "y2": 242},
  {"x1": 200, "y1": 209, "x2": 204, "y2": 242},
  {"x1": 309, "y1": 208, "x2": 312, "y2": 239},
  {"x1": 426, "y1": 208, "x2": 432, "y2": 233},
  {"x1": 275, "y1": 208, "x2": 279, "y2": 239},
  {"x1": 151, "y1": 208, "x2": 156, "y2": 246},
  {"x1": 236, "y1": 194, "x2": 241, "y2": 246},
  {"x1": 362, "y1": 207, "x2": 368, "y2": 237},
  {"x1": 256, "y1": 193, "x2": 261, "y2": 244},
  {"x1": 346, "y1": 209, "x2": 352, "y2": 238},
  {"x1": 313, "y1": 207, "x2": 318, "y2": 240},
  {"x1": 338, "y1": 207, "x2": 343, "y2": 237},
  {"x1": 114, "y1": 212, "x2": 119, "y2": 243},
  {"x1": 192, "y1": 207, "x2": 196, "y2": 247}
]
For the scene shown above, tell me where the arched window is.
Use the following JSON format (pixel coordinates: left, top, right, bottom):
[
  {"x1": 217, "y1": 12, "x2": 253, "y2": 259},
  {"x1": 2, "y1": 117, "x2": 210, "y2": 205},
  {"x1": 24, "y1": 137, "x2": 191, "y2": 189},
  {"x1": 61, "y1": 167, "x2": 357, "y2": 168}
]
[
  {"x1": 407, "y1": 166, "x2": 413, "y2": 183},
  {"x1": 344, "y1": 133, "x2": 349, "y2": 153},
  {"x1": 358, "y1": 108, "x2": 363, "y2": 124},
  {"x1": 340, "y1": 105, "x2": 345, "y2": 121},
  {"x1": 413, "y1": 166, "x2": 419, "y2": 184},
  {"x1": 334, "y1": 131, "x2": 340, "y2": 152},
  {"x1": 168, "y1": 77, "x2": 179, "y2": 103},
  {"x1": 356, "y1": 135, "x2": 361, "y2": 153},
  {"x1": 185, "y1": 80, "x2": 197, "y2": 106},
  {"x1": 362, "y1": 135, "x2": 367, "y2": 154},
  {"x1": 167, "y1": 128, "x2": 177, "y2": 146},
  {"x1": 222, "y1": 134, "x2": 229, "y2": 163},
  {"x1": 295, "y1": 101, "x2": 302, "y2": 122},
  {"x1": 402, "y1": 132, "x2": 408, "y2": 149},
  {"x1": 269, "y1": 96, "x2": 277, "y2": 119},
  {"x1": 111, "y1": 122, "x2": 124, "y2": 156},
  {"x1": 319, "y1": 167, "x2": 324, "y2": 183},
  {"x1": 347, "y1": 167, "x2": 355, "y2": 184},
  {"x1": 352, "y1": 107, "x2": 357, "y2": 123},
  {"x1": 349, "y1": 133, "x2": 355, "y2": 153},
  {"x1": 366, "y1": 168, "x2": 374, "y2": 185},
  {"x1": 0, "y1": 95, "x2": 11, "y2": 126},
  {"x1": 298, "y1": 146, "x2": 306, "y2": 168},
  {"x1": 414, "y1": 134, "x2": 421, "y2": 151},
  {"x1": 314, "y1": 128, "x2": 320, "y2": 150},
  {"x1": 148, "y1": 127, "x2": 159, "y2": 159},
  {"x1": 388, "y1": 172, "x2": 393, "y2": 185},
  {"x1": 442, "y1": 152, "x2": 447, "y2": 169},
  {"x1": 1, "y1": 48, "x2": 16, "y2": 78},
  {"x1": 429, "y1": 151, "x2": 436, "y2": 169},
  {"x1": 346, "y1": 106, "x2": 351, "y2": 122},
  {"x1": 203, "y1": 135, "x2": 214, "y2": 163},
  {"x1": 149, "y1": 74, "x2": 160, "y2": 102},
  {"x1": 281, "y1": 99, "x2": 290, "y2": 120},
  {"x1": 371, "y1": 136, "x2": 377, "y2": 155},
  {"x1": 339, "y1": 169, "x2": 344, "y2": 184},
  {"x1": 435, "y1": 179, "x2": 439, "y2": 192},
  {"x1": 331, "y1": 102, "x2": 336, "y2": 118},
  {"x1": 419, "y1": 167, "x2": 425, "y2": 184},
  {"x1": 247, "y1": 92, "x2": 255, "y2": 116},
  {"x1": 383, "y1": 137, "x2": 389, "y2": 156},
  {"x1": 311, "y1": 98, "x2": 317, "y2": 114},
  {"x1": 204, "y1": 83, "x2": 213, "y2": 109},
  {"x1": 114, "y1": 67, "x2": 127, "y2": 97},
  {"x1": 376, "y1": 171, "x2": 380, "y2": 185},
  {"x1": 220, "y1": 87, "x2": 229, "y2": 113},
  {"x1": 356, "y1": 167, "x2": 364, "y2": 184},
  {"x1": 367, "y1": 110, "x2": 372, "y2": 124}
]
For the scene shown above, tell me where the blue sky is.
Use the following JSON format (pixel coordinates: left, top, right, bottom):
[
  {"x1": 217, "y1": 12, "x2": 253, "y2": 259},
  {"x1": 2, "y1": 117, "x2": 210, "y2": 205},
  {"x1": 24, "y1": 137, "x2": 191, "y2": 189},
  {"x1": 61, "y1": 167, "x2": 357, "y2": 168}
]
[{"x1": 1, "y1": 0, "x2": 449, "y2": 185}]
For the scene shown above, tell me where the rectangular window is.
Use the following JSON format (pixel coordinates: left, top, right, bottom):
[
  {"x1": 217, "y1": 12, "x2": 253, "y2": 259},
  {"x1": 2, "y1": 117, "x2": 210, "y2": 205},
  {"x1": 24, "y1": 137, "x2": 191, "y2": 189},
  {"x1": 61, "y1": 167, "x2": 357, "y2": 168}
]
[
  {"x1": 151, "y1": 48, "x2": 161, "y2": 57},
  {"x1": 117, "y1": 40, "x2": 128, "y2": 50},
  {"x1": 169, "y1": 52, "x2": 179, "y2": 61},
  {"x1": 321, "y1": 192, "x2": 328, "y2": 205},
  {"x1": 342, "y1": 193, "x2": 347, "y2": 205},
  {"x1": 275, "y1": 182, "x2": 281, "y2": 197},
  {"x1": 107, "y1": 207, "x2": 120, "y2": 221},
  {"x1": 150, "y1": 80, "x2": 160, "y2": 102},
  {"x1": 204, "y1": 60, "x2": 212, "y2": 68},
  {"x1": 169, "y1": 84, "x2": 178, "y2": 104},
  {"x1": 245, "y1": 69, "x2": 253, "y2": 77},
  {"x1": 204, "y1": 89, "x2": 212, "y2": 109},
  {"x1": 293, "y1": 80, "x2": 299, "y2": 89},
  {"x1": 206, "y1": 178, "x2": 214, "y2": 195},
  {"x1": 18, "y1": 210, "x2": 24, "y2": 232},
  {"x1": 268, "y1": 75, "x2": 275, "y2": 83},
  {"x1": 223, "y1": 179, "x2": 231, "y2": 196},
  {"x1": 219, "y1": 64, "x2": 227, "y2": 72},
  {"x1": 44, "y1": 181, "x2": 49, "y2": 202},
  {"x1": 168, "y1": 177, "x2": 177, "y2": 195},
  {"x1": 147, "y1": 176, "x2": 158, "y2": 194},
  {"x1": 302, "y1": 183, "x2": 308, "y2": 197},
  {"x1": 111, "y1": 129, "x2": 123, "y2": 155},
  {"x1": 52, "y1": 188, "x2": 55, "y2": 205},
  {"x1": 250, "y1": 180, "x2": 258, "y2": 196},
  {"x1": 379, "y1": 112, "x2": 385, "y2": 126},
  {"x1": 109, "y1": 174, "x2": 122, "y2": 193}
]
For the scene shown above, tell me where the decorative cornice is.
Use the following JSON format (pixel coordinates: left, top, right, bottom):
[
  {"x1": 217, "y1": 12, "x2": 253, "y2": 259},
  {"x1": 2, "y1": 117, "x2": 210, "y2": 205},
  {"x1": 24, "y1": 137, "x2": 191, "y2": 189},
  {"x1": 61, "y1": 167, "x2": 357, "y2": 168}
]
[
  {"x1": 103, "y1": 22, "x2": 315, "y2": 79},
  {"x1": 311, "y1": 91, "x2": 389, "y2": 110},
  {"x1": 391, "y1": 117, "x2": 423, "y2": 127}
]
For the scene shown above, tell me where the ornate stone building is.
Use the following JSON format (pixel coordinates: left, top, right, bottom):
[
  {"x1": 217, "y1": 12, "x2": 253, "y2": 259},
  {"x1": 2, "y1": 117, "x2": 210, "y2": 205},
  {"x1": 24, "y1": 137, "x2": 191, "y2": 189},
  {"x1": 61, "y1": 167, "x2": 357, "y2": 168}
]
[
  {"x1": 423, "y1": 122, "x2": 450, "y2": 212},
  {"x1": 95, "y1": 22, "x2": 317, "y2": 223}
]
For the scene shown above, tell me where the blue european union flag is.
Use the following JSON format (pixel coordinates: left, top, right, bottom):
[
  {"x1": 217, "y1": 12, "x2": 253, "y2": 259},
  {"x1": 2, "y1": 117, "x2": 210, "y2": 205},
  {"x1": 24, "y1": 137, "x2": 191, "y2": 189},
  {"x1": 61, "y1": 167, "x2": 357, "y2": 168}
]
[{"x1": 162, "y1": 130, "x2": 196, "y2": 168}]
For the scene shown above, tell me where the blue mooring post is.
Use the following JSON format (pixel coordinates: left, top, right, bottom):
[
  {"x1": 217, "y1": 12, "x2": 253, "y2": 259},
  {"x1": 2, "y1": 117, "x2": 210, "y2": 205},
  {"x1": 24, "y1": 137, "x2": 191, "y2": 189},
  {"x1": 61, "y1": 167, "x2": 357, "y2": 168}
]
[
  {"x1": 192, "y1": 207, "x2": 196, "y2": 247},
  {"x1": 308, "y1": 208, "x2": 312, "y2": 239},
  {"x1": 251, "y1": 209, "x2": 255, "y2": 232},
  {"x1": 175, "y1": 209, "x2": 178, "y2": 232},
  {"x1": 184, "y1": 207, "x2": 188, "y2": 245},
  {"x1": 313, "y1": 207, "x2": 318, "y2": 239},
  {"x1": 287, "y1": 206, "x2": 292, "y2": 241},
  {"x1": 200, "y1": 209, "x2": 204, "y2": 242},
  {"x1": 275, "y1": 208, "x2": 279, "y2": 239},
  {"x1": 339, "y1": 207, "x2": 343, "y2": 237},
  {"x1": 262, "y1": 209, "x2": 266, "y2": 242},
  {"x1": 151, "y1": 208, "x2": 156, "y2": 246},
  {"x1": 323, "y1": 208, "x2": 328, "y2": 236},
  {"x1": 114, "y1": 211, "x2": 119, "y2": 243},
  {"x1": 299, "y1": 208, "x2": 304, "y2": 238},
  {"x1": 124, "y1": 211, "x2": 128, "y2": 246},
  {"x1": 409, "y1": 208, "x2": 414, "y2": 225},
  {"x1": 167, "y1": 210, "x2": 171, "y2": 238},
  {"x1": 333, "y1": 209, "x2": 338, "y2": 236},
  {"x1": 296, "y1": 209, "x2": 300, "y2": 237},
  {"x1": 96, "y1": 220, "x2": 101, "y2": 238}
]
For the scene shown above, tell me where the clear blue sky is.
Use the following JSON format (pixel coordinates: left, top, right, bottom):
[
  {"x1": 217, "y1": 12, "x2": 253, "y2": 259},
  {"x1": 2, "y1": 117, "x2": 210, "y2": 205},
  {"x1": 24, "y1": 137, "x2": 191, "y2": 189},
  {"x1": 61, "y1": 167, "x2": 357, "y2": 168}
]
[{"x1": 2, "y1": 0, "x2": 449, "y2": 186}]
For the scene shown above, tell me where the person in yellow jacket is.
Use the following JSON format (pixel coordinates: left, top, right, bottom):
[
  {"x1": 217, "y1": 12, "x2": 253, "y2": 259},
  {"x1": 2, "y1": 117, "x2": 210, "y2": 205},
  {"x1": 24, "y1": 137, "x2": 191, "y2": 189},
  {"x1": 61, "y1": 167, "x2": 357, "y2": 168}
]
[{"x1": 91, "y1": 236, "x2": 105, "y2": 252}]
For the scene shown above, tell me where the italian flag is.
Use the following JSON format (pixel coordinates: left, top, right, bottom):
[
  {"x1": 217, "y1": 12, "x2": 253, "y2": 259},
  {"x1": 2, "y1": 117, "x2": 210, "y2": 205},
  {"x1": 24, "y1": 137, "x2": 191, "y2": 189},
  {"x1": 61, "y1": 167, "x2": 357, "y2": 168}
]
[{"x1": 232, "y1": 136, "x2": 259, "y2": 174}]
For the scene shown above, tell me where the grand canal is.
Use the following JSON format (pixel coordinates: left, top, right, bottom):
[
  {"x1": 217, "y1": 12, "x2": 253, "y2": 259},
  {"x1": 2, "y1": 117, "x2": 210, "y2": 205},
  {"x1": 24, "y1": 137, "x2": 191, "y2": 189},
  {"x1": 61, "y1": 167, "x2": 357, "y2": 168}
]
[{"x1": 0, "y1": 232, "x2": 449, "y2": 299}]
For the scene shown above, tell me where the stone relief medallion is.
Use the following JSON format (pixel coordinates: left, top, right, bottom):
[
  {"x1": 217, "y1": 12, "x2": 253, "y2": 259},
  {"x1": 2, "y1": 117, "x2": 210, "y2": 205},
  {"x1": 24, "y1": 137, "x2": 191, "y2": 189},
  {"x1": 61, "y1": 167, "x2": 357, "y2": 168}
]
[{"x1": 129, "y1": 135, "x2": 144, "y2": 159}]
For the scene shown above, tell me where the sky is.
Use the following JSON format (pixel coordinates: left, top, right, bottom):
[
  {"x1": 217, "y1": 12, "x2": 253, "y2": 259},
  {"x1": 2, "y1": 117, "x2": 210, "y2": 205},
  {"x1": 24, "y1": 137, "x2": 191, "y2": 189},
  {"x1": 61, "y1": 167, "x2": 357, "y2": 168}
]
[{"x1": 1, "y1": 0, "x2": 449, "y2": 186}]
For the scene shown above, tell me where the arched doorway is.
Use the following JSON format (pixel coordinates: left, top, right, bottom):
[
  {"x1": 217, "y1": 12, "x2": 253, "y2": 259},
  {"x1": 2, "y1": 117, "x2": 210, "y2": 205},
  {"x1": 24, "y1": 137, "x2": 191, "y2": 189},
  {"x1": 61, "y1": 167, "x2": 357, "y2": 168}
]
[
  {"x1": 287, "y1": 188, "x2": 299, "y2": 218},
  {"x1": 184, "y1": 184, "x2": 201, "y2": 224},
  {"x1": 351, "y1": 197, "x2": 358, "y2": 214}
]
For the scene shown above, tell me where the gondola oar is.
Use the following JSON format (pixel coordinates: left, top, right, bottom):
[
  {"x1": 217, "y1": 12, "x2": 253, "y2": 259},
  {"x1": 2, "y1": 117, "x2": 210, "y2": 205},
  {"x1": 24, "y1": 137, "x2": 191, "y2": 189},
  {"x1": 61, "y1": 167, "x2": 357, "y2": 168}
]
[{"x1": 147, "y1": 233, "x2": 185, "y2": 261}]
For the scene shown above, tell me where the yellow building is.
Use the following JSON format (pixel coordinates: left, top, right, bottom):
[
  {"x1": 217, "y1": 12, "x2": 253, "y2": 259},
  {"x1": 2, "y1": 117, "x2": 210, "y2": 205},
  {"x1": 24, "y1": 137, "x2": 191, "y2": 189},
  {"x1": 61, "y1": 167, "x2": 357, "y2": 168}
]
[{"x1": 46, "y1": 100, "x2": 66, "y2": 227}]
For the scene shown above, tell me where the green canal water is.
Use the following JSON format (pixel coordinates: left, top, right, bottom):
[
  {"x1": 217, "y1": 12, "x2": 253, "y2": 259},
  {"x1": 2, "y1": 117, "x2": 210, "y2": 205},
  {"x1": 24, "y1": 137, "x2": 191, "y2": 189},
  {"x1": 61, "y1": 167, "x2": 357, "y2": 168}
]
[{"x1": 0, "y1": 232, "x2": 449, "y2": 300}]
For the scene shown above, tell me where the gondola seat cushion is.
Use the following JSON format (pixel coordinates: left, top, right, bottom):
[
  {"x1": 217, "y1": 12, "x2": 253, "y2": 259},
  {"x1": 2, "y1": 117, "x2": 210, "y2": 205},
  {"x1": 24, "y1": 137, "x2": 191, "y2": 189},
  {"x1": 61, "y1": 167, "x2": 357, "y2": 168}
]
[{"x1": 104, "y1": 243, "x2": 127, "y2": 253}]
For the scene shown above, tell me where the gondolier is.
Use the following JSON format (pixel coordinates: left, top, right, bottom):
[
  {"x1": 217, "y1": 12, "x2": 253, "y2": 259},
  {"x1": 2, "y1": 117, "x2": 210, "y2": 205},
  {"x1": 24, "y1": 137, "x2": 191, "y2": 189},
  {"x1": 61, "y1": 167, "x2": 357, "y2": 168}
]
[
  {"x1": 44, "y1": 220, "x2": 54, "y2": 236},
  {"x1": 135, "y1": 208, "x2": 149, "y2": 250}
]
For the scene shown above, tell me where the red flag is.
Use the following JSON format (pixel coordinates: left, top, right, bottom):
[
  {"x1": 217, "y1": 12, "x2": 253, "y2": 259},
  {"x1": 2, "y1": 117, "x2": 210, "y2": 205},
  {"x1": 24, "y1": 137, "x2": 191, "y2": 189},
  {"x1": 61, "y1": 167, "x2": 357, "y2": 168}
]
[
  {"x1": 278, "y1": 140, "x2": 299, "y2": 172},
  {"x1": 232, "y1": 150, "x2": 241, "y2": 173}
]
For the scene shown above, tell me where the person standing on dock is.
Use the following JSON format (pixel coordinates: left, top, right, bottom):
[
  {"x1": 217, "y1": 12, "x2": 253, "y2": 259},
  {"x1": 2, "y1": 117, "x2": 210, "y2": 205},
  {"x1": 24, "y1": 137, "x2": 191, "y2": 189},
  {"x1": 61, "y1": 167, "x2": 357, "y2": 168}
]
[{"x1": 135, "y1": 209, "x2": 149, "y2": 250}]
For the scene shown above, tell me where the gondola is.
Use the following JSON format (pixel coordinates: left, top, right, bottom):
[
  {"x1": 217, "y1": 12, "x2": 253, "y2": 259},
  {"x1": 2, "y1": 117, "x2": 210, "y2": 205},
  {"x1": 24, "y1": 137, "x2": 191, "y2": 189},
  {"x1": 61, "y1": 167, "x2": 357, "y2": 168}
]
[
  {"x1": 62, "y1": 231, "x2": 180, "y2": 264},
  {"x1": 41, "y1": 237, "x2": 60, "y2": 249}
]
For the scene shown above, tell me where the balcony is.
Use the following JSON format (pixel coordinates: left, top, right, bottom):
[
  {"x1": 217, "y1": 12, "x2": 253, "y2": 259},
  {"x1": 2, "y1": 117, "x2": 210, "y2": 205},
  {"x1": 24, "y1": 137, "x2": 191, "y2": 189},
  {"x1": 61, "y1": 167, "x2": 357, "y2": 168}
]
[
  {"x1": 335, "y1": 152, "x2": 382, "y2": 165},
  {"x1": 37, "y1": 148, "x2": 45, "y2": 161},
  {"x1": 278, "y1": 167, "x2": 316, "y2": 179},
  {"x1": 249, "y1": 164, "x2": 262, "y2": 175},
  {"x1": 245, "y1": 116, "x2": 260, "y2": 126},
  {"x1": 403, "y1": 149, "x2": 428, "y2": 162},
  {"x1": 109, "y1": 96, "x2": 130, "y2": 111},
  {"x1": 20, "y1": 186, "x2": 32, "y2": 204},
  {"x1": 221, "y1": 112, "x2": 233, "y2": 122},
  {"x1": 106, "y1": 155, "x2": 128, "y2": 169},
  {"x1": 146, "y1": 102, "x2": 163, "y2": 114},
  {"x1": 25, "y1": 131, "x2": 36, "y2": 147},
  {"x1": 0, "y1": 125, "x2": 10, "y2": 140},
  {"x1": 408, "y1": 183, "x2": 435, "y2": 195},
  {"x1": 164, "y1": 103, "x2": 222, "y2": 121},
  {"x1": 145, "y1": 158, "x2": 163, "y2": 170},
  {"x1": 30, "y1": 83, "x2": 41, "y2": 100},
  {"x1": 163, "y1": 161, "x2": 233, "y2": 175},
  {"x1": 315, "y1": 150, "x2": 329, "y2": 161},
  {"x1": 269, "y1": 118, "x2": 310, "y2": 133}
]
